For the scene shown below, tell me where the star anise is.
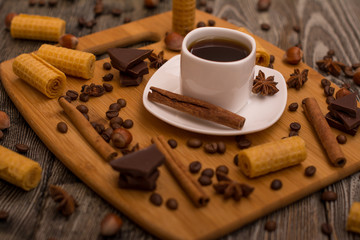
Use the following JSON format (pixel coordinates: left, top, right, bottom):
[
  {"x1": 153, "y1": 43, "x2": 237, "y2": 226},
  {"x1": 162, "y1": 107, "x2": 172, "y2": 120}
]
[
  {"x1": 213, "y1": 180, "x2": 254, "y2": 201},
  {"x1": 286, "y1": 68, "x2": 309, "y2": 90},
  {"x1": 149, "y1": 51, "x2": 167, "y2": 69},
  {"x1": 316, "y1": 56, "x2": 345, "y2": 77},
  {"x1": 252, "y1": 70, "x2": 279, "y2": 96},
  {"x1": 49, "y1": 185, "x2": 77, "y2": 217}
]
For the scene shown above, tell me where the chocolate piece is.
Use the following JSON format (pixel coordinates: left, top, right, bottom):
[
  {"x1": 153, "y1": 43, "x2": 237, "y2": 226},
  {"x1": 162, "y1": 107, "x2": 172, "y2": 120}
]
[
  {"x1": 108, "y1": 48, "x2": 153, "y2": 72},
  {"x1": 189, "y1": 161, "x2": 202, "y2": 173},
  {"x1": 336, "y1": 135, "x2": 347, "y2": 144},
  {"x1": 110, "y1": 144, "x2": 164, "y2": 178},
  {"x1": 304, "y1": 166, "x2": 316, "y2": 177},
  {"x1": 270, "y1": 179, "x2": 282, "y2": 190},
  {"x1": 119, "y1": 72, "x2": 143, "y2": 87},
  {"x1": 166, "y1": 198, "x2": 178, "y2": 210},
  {"x1": 325, "y1": 113, "x2": 358, "y2": 136},
  {"x1": 126, "y1": 61, "x2": 149, "y2": 78},
  {"x1": 330, "y1": 108, "x2": 360, "y2": 130},
  {"x1": 118, "y1": 170, "x2": 159, "y2": 191},
  {"x1": 167, "y1": 139, "x2": 177, "y2": 149},
  {"x1": 198, "y1": 175, "x2": 212, "y2": 186},
  {"x1": 201, "y1": 168, "x2": 214, "y2": 178},
  {"x1": 187, "y1": 138, "x2": 203, "y2": 148},
  {"x1": 329, "y1": 93, "x2": 358, "y2": 117},
  {"x1": 149, "y1": 193, "x2": 163, "y2": 206},
  {"x1": 321, "y1": 191, "x2": 337, "y2": 201},
  {"x1": 265, "y1": 220, "x2": 277, "y2": 231}
]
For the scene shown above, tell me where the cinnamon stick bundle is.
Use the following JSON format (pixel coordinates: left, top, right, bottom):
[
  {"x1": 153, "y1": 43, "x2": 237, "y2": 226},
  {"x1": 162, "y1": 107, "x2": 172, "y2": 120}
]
[
  {"x1": 302, "y1": 97, "x2": 346, "y2": 167},
  {"x1": 152, "y1": 135, "x2": 209, "y2": 207},
  {"x1": 148, "y1": 86, "x2": 246, "y2": 130},
  {"x1": 59, "y1": 97, "x2": 118, "y2": 162}
]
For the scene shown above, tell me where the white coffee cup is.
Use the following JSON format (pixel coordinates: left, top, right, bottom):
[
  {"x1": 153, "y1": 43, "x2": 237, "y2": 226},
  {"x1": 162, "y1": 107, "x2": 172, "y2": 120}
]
[{"x1": 180, "y1": 27, "x2": 256, "y2": 113}]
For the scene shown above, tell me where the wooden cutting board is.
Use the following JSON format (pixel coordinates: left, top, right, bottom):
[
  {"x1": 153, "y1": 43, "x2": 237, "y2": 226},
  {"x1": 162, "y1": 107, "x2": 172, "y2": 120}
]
[{"x1": 1, "y1": 10, "x2": 360, "y2": 240}]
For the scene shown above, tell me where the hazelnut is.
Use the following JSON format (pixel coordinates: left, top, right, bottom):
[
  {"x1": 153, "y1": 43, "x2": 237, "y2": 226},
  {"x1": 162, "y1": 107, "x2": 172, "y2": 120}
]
[
  {"x1": 4, "y1": 12, "x2": 17, "y2": 30},
  {"x1": 111, "y1": 128, "x2": 132, "y2": 148},
  {"x1": 144, "y1": 0, "x2": 159, "y2": 8},
  {"x1": 164, "y1": 32, "x2": 184, "y2": 52},
  {"x1": 335, "y1": 87, "x2": 352, "y2": 99},
  {"x1": 284, "y1": 46, "x2": 303, "y2": 65},
  {"x1": 353, "y1": 72, "x2": 360, "y2": 86},
  {"x1": 0, "y1": 111, "x2": 10, "y2": 130},
  {"x1": 59, "y1": 34, "x2": 79, "y2": 49},
  {"x1": 100, "y1": 213, "x2": 123, "y2": 236}
]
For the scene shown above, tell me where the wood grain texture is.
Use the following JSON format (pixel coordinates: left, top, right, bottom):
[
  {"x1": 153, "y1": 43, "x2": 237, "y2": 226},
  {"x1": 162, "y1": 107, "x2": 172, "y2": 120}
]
[{"x1": 0, "y1": 0, "x2": 359, "y2": 239}]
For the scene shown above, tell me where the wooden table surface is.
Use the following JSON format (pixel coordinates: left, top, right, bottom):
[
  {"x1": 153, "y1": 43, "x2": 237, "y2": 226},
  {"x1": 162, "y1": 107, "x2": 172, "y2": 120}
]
[{"x1": 1, "y1": 0, "x2": 360, "y2": 239}]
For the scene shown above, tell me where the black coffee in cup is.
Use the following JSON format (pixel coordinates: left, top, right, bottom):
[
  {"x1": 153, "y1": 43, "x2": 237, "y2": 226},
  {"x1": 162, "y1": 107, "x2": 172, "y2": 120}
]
[{"x1": 188, "y1": 38, "x2": 250, "y2": 62}]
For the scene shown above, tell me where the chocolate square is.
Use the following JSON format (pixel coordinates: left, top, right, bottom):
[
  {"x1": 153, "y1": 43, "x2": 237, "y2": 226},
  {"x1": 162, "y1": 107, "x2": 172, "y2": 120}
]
[
  {"x1": 119, "y1": 72, "x2": 143, "y2": 87},
  {"x1": 329, "y1": 93, "x2": 358, "y2": 117},
  {"x1": 118, "y1": 170, "x2": 160, "y2": 191},
  {"x1": 126, "y1": 61, "x2": 149, "y2": 78},
  {"x1": 329, "y1": 108, "x2": 360, "y2": 130},
  {"x1": 325, "y1": 112, "x2": 358, "y2": 136},
  {"x1": 108, "y1": 48, "x2": 153, "y2": 72}
]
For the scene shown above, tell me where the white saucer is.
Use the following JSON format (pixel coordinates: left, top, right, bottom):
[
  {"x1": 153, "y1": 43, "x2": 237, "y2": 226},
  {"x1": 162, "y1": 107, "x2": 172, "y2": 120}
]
[{"x1": 142, "y1": 55, "x2": 287, "y2": 136}]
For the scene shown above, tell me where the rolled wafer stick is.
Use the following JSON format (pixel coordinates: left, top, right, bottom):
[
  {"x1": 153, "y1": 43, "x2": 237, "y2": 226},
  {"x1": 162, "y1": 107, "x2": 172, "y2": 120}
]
[
  {"x1": 58, "y1": 97, "x2": 118, "y2": 162},
  {"x1": 302, "y1": 97, "x2": 346, "y2": 167},
  {"x1": 152, "y1": 135, "x2": 209, "y2": 207},
  {"x1": 347, "y1": 202, "x2": 360, "y2": 233},
  {"x1": 172, "y1": 0, "x2": 196, "y2": 36}
]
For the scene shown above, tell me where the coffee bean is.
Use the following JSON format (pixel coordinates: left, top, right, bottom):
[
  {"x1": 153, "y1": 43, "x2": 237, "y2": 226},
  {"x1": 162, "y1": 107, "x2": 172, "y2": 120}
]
[
  {"x1": 216, "y1": 165, "x2": 229, "y2": 174},
  {"x1": 327, "y1": 49, "x2": 335, "y2": 57},
  {"x1": 15, "y1": 143, "x2": 29, "y2": 153},
  {"x1": 321, "y1": 223, "x2": 333, "y2": 235},
  {"x1": 102, "y1": 62, "x2": 111, "y2": 70},
  {"x1": 29, "y1": 0, "x2": 37, "y2": 6},
  {"x1": 205, "y1": 6, "x2": 213, "y2": 13},
  {"x1": 260, "y1": 23, "x2": 271, "y2": 31},
  {"x1": 123, "y1": 17, "x2": 132, "y2": 23},
  {"x1": 48, "y1": 0, "x2": 58, "y2": 7},
  {"x1": 336, "y1": 134, "x2": 347, "y2": 144},
  {"x1": 324, "y1": 85, "x2": 335, "y2": 96},
  {"x1": 321, "y1": 78, "x2": 331, "y2": 88},
  {"x1": 0, "y1": 130, "x2": 3, "y2": 140},
  {"x1": 217, "y1": 141, "x2": 226, "y2": 153},
  {"x1": 208, "y1": 19, "x2": 216, "y2": 26},
  {"x1": 167, "y1": 139, "x2": 177, "y2": 149},
  {"x1": 65, "y1": 90, "x2": 78, "y2": 100},
  {"x1": 199, "y1": 0, "x2": 207, "y2": 7},
  {"x1": 106, "y1": 110, "x2": 119, "y2": 119},
  {"x1": 288, "y1": 102, "x2": 298, "y2": 112},
  {"x1": 103, "y1": 83, "x2": 113, "y2": 92},
  {"x1": 38, "y1": 0, "x2": 45, "y2": 6},
  {"x1": 117, "y1": 98, "x2": 127, "y2": 108},
  {"x1": 198, "y1": 175, "x2": 212, "y2": 186},
  {"x1": 201, "y1": 168, "x2": 214, "y2": 178},
  {"x1": 103, "y1": 73, "x2": 114, "y2": 81},
  {"x1": 187, "y1": 138, "x2": 203, "y2": 148},
  {"x1": 326, "y1": 96, "x2": 335, "y2": 105},
  {"x1": 111, "y1": 8, "x2": 122, "y2": 17},
  {"x1": 166, "y1": 198, "x2": 178, "y2": 210},
  {"x1": 290, "y1": 122, "x2": 301, "y2": 131},
  {"x1": 268, "y1": 63, "x2": 274, "y2": 69},
  {"x1": 57, "y1": 122, "x2": 68, "y2": 133},
  {"x1": 101, "y1": 128, "x2": 113, "y2": 142},
  {"x1": 233, "y1": 154, "x2": 239, "y2": 166},
  {"x1": 94, "y1": 123, "x2": 105, "y2": 134},
  {"x1": 321, "y1": 191, "x2": 337, "y2": 201},
  {"x1": 304, "y1": 166, "x2": 316, "y2": 177},
  {"x1": 196, "y1": 21, "x2": 206, "y2": 28},
  {"x1": 76, "y1": 105, "x2": 88, "y2": 114},
  {"x1": 344, "y1": 66, "x2": 355, "y2": 78},
  {"x1": 83, "y1": 113, "x2": 89, "y2": 121},
  {"x1": 78, "y1": 17, "x2": 86, "y2": 27},
  {"x1": 264, "y1": 220, "x2": 277, "y2": 232},
  {"x1": 189, "y1": 161, "x2": 202, "y2": 173},
  {"x1": 85, "y1": 19, "x2": 96, "y2": 28},
  {"x1": 288, "y1": 130, "x2": 299, "y2": 137},
  {"x1": 79, "y1": 93, "x2": 89, "y2": 102},
  {"x1": 257, "y1": 0, "x2": 271, "y2": 11},
  {"x1": 122, "y1": 119, "x2": 133, "y2": 129},
  {"x1": 237, "y1": 138, "x2": 251, "y2": 149},
  {"x1": 270, "y1": 179, "x2": 282, "y2": 190},
  {"x1": 352, "y1": 63, "x2": 360, "y2": 70},
  {"x1": 109, "y1": 103, "x2": 121, "y2": 111},
  {"x1": 149, "y1": 193, "x2": 163, "y2": 206},
  {"x1": 60, "y1": 95, "x2": 72, "y2": 103},
  {"x1": 293, "y1": 25, "x2": 300, "y2": 33},
  {"x1": 301, "y1": 98, "x2": 306, "y2": 105},
  {"x1": 0, "y1": 210, "x2": 9, "y2": 221},
  {"x1": 204, "y1": 142, "x2": 218, "y2": 154},
  {"x1": 270, "y1": 54, "x2": 275, "y2": 63},
  {"x1": 110, "y1": 117, "x2": 123, "y2": 129}
]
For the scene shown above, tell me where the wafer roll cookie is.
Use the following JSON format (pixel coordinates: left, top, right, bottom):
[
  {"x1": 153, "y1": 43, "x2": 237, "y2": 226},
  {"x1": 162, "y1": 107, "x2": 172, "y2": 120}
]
[
  {"x1": 10, "y1": 14, "x2": 65, "y2": 42},
  {"x1": 0, "y1": 145, "x2": 42, "y2": 191},
  {"x1": 172, "y1": 0, "x2": 196, "y2": 36},
  {"x1": 238, "y1": 136, "x2": 307, "y2": 178},
  {"x1": 12, "y1": 53, "x2": 66, "y2": 98},
  {"x1": 347, "y1": 202, "x2": 360, "y2": 233},
  {"x1": 238, "y1": 27, "x2": 271, "y2": 67},
  {"x1": 37, "y1": 44, "x2": 95, "y2": 79}
]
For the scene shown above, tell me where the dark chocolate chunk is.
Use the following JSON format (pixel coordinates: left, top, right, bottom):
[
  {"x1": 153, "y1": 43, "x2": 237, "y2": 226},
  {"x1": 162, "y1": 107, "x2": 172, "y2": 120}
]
[
  {"x1": 187, "y1": 138, "x2": 203, "y2": 148},
  {"x1": 265, "y1": 220, "x2": 277, "y2": 232},
  {"x1": 103, "y1": 73, "x2": 114, "y2": 81},
  {"x1": 167, "y1": 139, "x2": 177, "y2": 149},
  {"x1": 321, "y1": 223, "x2": 333, "y2": 235},
  {"x1": 189, "y1": 161, "x2": 202, "y2": 173},
  {"x1": 57, "y1": 122, "x2": 68, "y2": 133},
  {"x1": 325, "y1": 112, "x2": 358, "y2": 136},
  {"x1": 198, "y1": 175, "x2": 212, "y2": 186},
  {"x1": 304, "y1": 166, "x2": 316, "y2": 177},
  {"x1": 204, "y1": 142, "x2": 218, "y2": 154},
  {"x1": 103, "y1": 62, "x2": 112, "y2": 70},
  {"x1": 110, "y1": 144, "x2": 164, "y2": 178},
  {"x1": 166, "y1": 198, "x2": 178, "y2": 210},
  {"x1": 119, "y1": 72, "x2": 143, "y2": 87},
  {"x1": 290, "y1": 122, "x2": 301, "y2": 131},
  {"x1": 15, "y1": 143, "x2": 29, "y2": 153},
  {"x1": 126, "y1": 61, "x2": 149, "y2": 78},
  {"x1": 107, "y1": 48, "x2": 153, "y2": 72},
  {"x1": 201, "y1": 168, "x2": 214, "y2": 178},
  {"x1": 122, "y1": 119, "x2": 133, "y2": 129},
  {"x1": 270, "y1": 179, "x2": 282, "y2": 190},
  {"x1": 329, "y1": 93, "x2": 358, "y2": 117},
  {"x1": 118, "y1": 170, "x2": 159, "y2": 191},
  {"x1": 321, "y1": 191, "x2": 337, "y2": 201},
  {"x1": 288, "y1": 102, "x2": 298, "y2": 111},
  {"x1": 76, "y1": 104, "x2": 88, "y2": 114},
  {"x1": 149, "y1": 193, "x2": 163, "y2": 206},
  {"x1": 330, "y1": 108, "x2": 360, "y2": 130},
  {"x1": 336, "y1": 134, "x2": 347, "y2": 144},
  {"x1": 217, "y1": 141, "x2": 226, "y2": 153},
  {"x1": 216, "y1": 165, "x2": 229, "y2": 175}
]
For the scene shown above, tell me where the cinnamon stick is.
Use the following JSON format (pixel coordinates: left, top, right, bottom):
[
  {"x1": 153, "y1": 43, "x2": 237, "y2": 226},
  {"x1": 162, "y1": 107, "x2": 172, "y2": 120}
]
[
  {"x1": 302, "y1": 97, "x2": 346, "y2": 167},
  {"x1": 58, "y1": 97, "x2": 118, "y2": 162},
  {"x1": 152, "y1": 135, "x2": 209, "y2": 207},
  {"x1": 148, "y1": 86, "x2": 246, "y2": 130}
]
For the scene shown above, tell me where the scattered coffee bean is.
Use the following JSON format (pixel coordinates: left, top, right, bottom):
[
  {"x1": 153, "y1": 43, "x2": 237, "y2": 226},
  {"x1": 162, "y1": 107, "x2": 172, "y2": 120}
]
[
  {"x1": 103, "y1": 62, "x2": 112, "y2": 70},
  {"x1": 196, "y1": 21, "x2": 206, "y2": 28},
  {"x1": 237, "y1": 138, "x2": 251, "y2": 149},
  {"x1": 187, "y1": 138, "x2": 203, "y2": 148},
  {"x1": 83, "y1": 113, "x2": 89, "y2": 121},
  {"x1": 321, "y1": 191, "x2": 337, "y2": 201},
  {"x1": 293, "y1": 25, "x2": 300, "y2": 33},
  {"x1": 264, "y1": 220, "x2": 277, "y2": 232},
  {"x1": 66, "y1": 90, "x2": 78, "y2": 100},
  {"x1": 101, "y1": 128, "x2": 113, "y2": 142},
  {"x1": 199, "y1": 0, "x2": 207, "y2": 6},
  {"x1": 38, "y1": 0, "x2": 46, "y2": 6},
  {"x1": 326, "y1": 96, "x2": 335, "y2": 104},
  {"x1": 217, "y1": 141, "x2": 226, "y2": 154},
  {"x1": 109, "y1": 103, "x2": 121, "y2": 111},
  {"x1": 336, "y1": 134, "x2": 347, "y2": 144},
  {"x1": 111, "y1": 8, "x2": 122, "y2": 17},
  {"x1": 270, "y1": 54, "x2": 275, "y2": 63},
  {"x1": 78, "y1": 17, "x2": 86, "y2": 27},
  {"x1": 324, "y1": 85, "x2": 335, "y2": 96},
  {"x1": 233, "y1": 154, "x2": 239, "y2": 166},
  {"x1": 94, "y1": 123, "x2": 105, "y2": 134},
  {"x1": 15, "y1": 143, "x2": 29, "y2": 153},
  {"x1": 189, "y1": 161, "x2": 202, "y2": 173},
  {"x1": 344, "y1": 66, "x2": 354, "y2": 78},
  {"x1": 166, "y1": 198, "x2": 178, "y2": 210},
  {"x1": 167, "y1": 139, "x2": 177, "y2": 149},
  {"x1": 79, "y1": 93, "x2": 89, "y2": 102},
  {"x1": 205, "y1": 6, "x2": 213, "y2": 13},
  {"x1": 260, "y1": 23, "x2": 271, "y2": 31},
  {"x1": 216, "y1": 165, "x2": 229, "y2": 174},
  {"x1": 321, "y1": 223, "x2": 333, "y2": 235},
  {"x1": 198, "y1": 175, "x2": 212, "y2": 186},
  {"x1": 76, "y1": 105, "x2": 88, "y2": 114},
  {"x1": 0, "y1": 210, "x2": 9, "y2": 221},
  {"x1": 122, "y1": 119, "x2": 133, "y2": 129},
  {"x1": 85, "y1": 19, "x2": 96, "y2": 28},
  {"x1": 321, "y1": 78, "x2": 331, "y2": 88},
  {"x1": 270, "y1": 179, "x2": 282, "y2": 190},
  {"x1": 290, "y1": 122, "x2": 301, "y2": 131},
  {"x1": 289, "y1": 130, "x2": 299, "y2": 137},
  {"x1": 117, "y1": 98, "x2": 127, "y2": 108},
  {"x1": 123, "y1": 17, "x2": 132, "y2": 23},
  {"x1": 327, "y1": 49, "x2": 335, "y2": 57},
  {"x1": 208, "y1": 19, "x2": 216, "y2": 26},
  {"x1": 57, "y1": 122, "x2": 68, "y2": 133},
  {"x1": 201, "y1": 168, "x2": 214, "y2": 178},
  {"x1": 352, "y1": 63, "x2": 360, "y2": 70},
  {"x1": 301, "y1": 98, "x2": 306, "y2": 105},
  {"x1": 216, "y1": 172, "x2": 230, "y2": 181},
  {"x1": 29, "y1": 0, "x2": 37, "y2": 6},
  {"x1": 149, "y1": 193, "x2": 163, "y2": 206},
  {"x1": 60, "y1": 95, "x2": 71, "y2": 103},
  {"x1": 103, "y1": 83, "x2": 113, "y2": 92},
  {"x1": 304, "y1": 166, "x2": 316, "y2": 177},
  {"x1": 0, "y1": 130, "x2": 3, "y2": 140},
  {"x1": 106, "y1": 110, "x2": 119, "y2": 119},
  {"x1": 204, "y1": 142, "x2": 218, "y2": 154},
  {"x1": 48, "y1": 0, "x2": 58, "y2": 7},
  {"x1": 288, "y1": 102, "x2": 298, "y2": 112},
  {"x1": 103, "y1": 73, "x2": 114, "y2": 81},
  {"x1": 268, "y1": 63, "x2": 274, "y2": 69},
  {"x1": 110, "y1": 117, "x2": 123, "y2": 128},
  {"x1": 257, "y1": 0, "x2": 271, "y2": 11}
]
